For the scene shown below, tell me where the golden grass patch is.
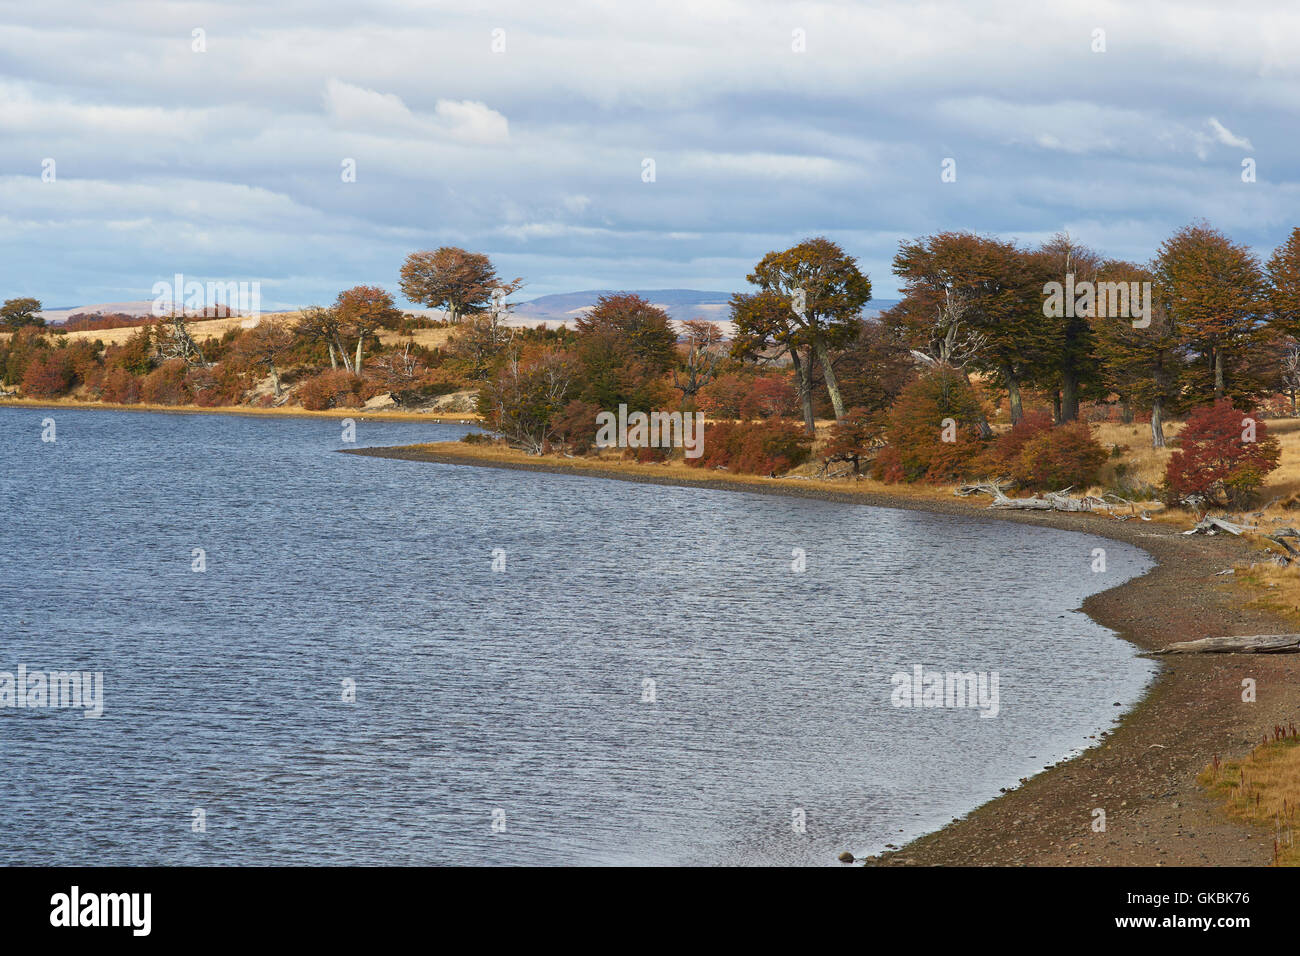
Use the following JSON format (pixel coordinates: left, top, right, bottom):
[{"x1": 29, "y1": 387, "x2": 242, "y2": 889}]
[{"x1": 1199, "y1": 732, "x2": 1300, "y2": 866}]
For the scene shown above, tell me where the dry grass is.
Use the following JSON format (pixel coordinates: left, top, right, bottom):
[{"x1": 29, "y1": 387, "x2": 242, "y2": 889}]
[
  {"x1": 1199, "y1": 731, "x2": 1300, "y2": 866},
  {"x1": 37, "y1": 313, "x2": 457, "y2": 351}
]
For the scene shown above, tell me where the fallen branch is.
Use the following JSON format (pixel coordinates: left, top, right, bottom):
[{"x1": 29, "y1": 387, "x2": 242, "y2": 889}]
[
  {"x1": 1184, "y1": 516, "x2": 1255, "y2": 536},
  {"x1": 1155, "y1": 634, "x2": 1300, "y2": 655}
]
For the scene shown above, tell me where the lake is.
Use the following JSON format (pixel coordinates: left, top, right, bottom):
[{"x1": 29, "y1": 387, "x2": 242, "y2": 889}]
[{"x1": 0, "y1": 406, "x2": 1156, "y2": 865}]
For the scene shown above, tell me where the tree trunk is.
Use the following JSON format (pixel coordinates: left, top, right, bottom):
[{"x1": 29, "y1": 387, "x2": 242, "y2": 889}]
[
  {"x1": 1214, "y1": 348, "x2": 1225, "y2": 399},
  {"x1": 1061, "y1": 370, "x2": 1079, "y2": 422},
  {"x1": 327, "y1": 342, "x2": 338, "y2": 370},
  {"x1": 355, "y1": 334, "x2": 365, "y2": 375},
  {"x1": 790, "y1": 348, "x2": 816, "y2": 437},
  {"x1": 1150, "y1": 397, "x2": 1166, "y2": 448},
  {"x1": 814, "y1": 338, "x2": 845, "y2": 420},
  {"x1": 1121, "y1": 397, "x2": 1133, "y2": 424},
  {"x1": 1005, "y1": 369, "x2": 1022, "y2": 424},
  {"x1": 963, "y1": 370, "x2": 993, "y2": 438},
  {"x1": 1052, "y1": 389, "x2": 1062, "y2": 425},
  {"x1": 269, "y1": 363, "x2": 281, "y2": 397},
  {"x1": 336, "y1": 335, "x2": 352, "y2": 372}
]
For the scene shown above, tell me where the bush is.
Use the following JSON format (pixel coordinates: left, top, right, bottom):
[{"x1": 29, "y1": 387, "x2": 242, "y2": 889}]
[
  {"x1": 20, "y1": 350, "x2": 74, "y2": 397},
  {"x1": 98, "y1": 367, "x2": 141, "y2": 404},
  {"x1": 873, "y1": 369, "x2": 987, "y2": 483},
  {"x1": 296, "y1": 369, "x2": 368, "y2": 410},
  {"x1": 549, "y1": 399, "x2": 603, "y2": 454},
  {"x1": 822, "y1": 406, "x2": 884, "y2": 474},
  {"x1": 139, "y1": 359, "x2": 190, "y2": 405},
  {"x1": 987, "y1": 410, "x2": 1052, "y2": 470},
  {"x1": 685, "y1": 419, "x2": 811, "y2": 475},
  {"x1": 1164, "y1": 400, "x2": 1281, "y2": 508},
  {"x1": 1011, "y1": 421, "x2": 1108, "y2": 491}
]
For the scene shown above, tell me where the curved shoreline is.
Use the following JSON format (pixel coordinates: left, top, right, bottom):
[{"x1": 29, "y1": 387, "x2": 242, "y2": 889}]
[{"x1": 346, "y1": 442, "x2": 1300, "y2": 866}]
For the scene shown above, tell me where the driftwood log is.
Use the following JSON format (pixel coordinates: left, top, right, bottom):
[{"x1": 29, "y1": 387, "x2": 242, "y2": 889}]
[
  {"x1": 962, "y1": 483, "x2": 1143, "y2": 515},
  {"x1": 1155, "y1": 634, "x2": 1300, "y2": 655},
  {"x1": 1184, "y1": 516, "x2": 1255, "y2": 536}
]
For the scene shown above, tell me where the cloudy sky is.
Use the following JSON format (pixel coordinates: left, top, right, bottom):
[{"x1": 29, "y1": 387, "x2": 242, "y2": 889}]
[{"x1": 1, "y1": 0, "x2": 1297, "y2": 310}]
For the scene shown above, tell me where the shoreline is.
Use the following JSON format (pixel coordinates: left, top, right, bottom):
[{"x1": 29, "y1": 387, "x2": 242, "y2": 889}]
[
  {"x1": 346, "y1": 441, "x2": 1300, "y2": 866},
  {"x1": 0, "y1": 397, "x2": 476, "y2": 424}
]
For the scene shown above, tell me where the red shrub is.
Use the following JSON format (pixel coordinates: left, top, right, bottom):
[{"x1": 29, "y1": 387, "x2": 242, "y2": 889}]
[
  {"x1": 685, "y1": 419, "x2": 811, "y2": 475},
  {"x1": 738, "y1": 374, "x2": 799, "y2": 420},
  {"x1": 98, "y1": 367, "x2": 141, "y2": 404},
  {"x1": 1011, "y1": 421, "x2": 1108, "y2": 491},
  {"x1": 21, "y1": 351, "x2": 74, "y2": 397},
  {"x1": 1164, "y1": 401, "x2": 1281, "y2": 507},
  {"x1": 989, "y1": 410, "x2": 1052, "y2": 469},
  {"x1": 139, "y1": 359, "x2": 190, "y2": 405},
  {"x1": 873, "y1": 370, "x2": 987, "y2": 483},
  {"x1": 296, "y1": 369, "x2": 368, "y2": 410},
  {"x1": 549, "y1": 399, "x2": 603, "y2": 454}
]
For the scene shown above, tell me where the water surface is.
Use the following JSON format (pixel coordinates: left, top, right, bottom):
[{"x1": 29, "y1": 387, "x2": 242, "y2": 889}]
[{"x1": 0, "y1": 406, "x2": 1156, "y2": 865}]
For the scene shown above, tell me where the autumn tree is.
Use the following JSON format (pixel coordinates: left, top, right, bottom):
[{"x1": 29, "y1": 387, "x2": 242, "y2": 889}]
[
  {"x1": 296, "y1": 305, "x2": 350, "y2": 370},
  {"x1": 0, "y1": 297, "x2": 44, "y2": 329},
  {"x1": 1033, "y1": 233, "x2": 1105, "y2": 422},
  {"x1": 477, "y1": 345, "x2": 577, "y2": 453},
  {"x1": 399, "y1": 247, "x2": 521, "y2": 323},
  {"x1": 447, "y1": 308, "x2": 515, "y2": 381},
  {"x1": 234, "y1": 318, "x2": 295, "y2": 396},
  {"x1": 730, "y1": 241, "x2": 871, "y2": 437},
  {"x1": 670, "y1": 319, "x2": 725, "y2": 412},
  {"x1": 1164, "y1": 400, "x2": 1280, "y2": 507},
  {"x1": 1155, "y1": 222, "x2": 1267, "y2": 402},
  {"x1": 822, "y1": 406, "x2": 885, "y2": 475},
  {"x1": 334, "y1": 285, "x2": 402, "y2": 372},
  {"x1": 736, "y1": 238, "x2": 871, "y2": 424},
  {"x1": 889, "y1": 232, "x2": 1049, "y2": 425},
  {"x1": 572, "y1": 293, "x2": 676, "y2": 410},
  {"x1": 1089, "y1": 260, "x2": 1184, "y2": 447}
]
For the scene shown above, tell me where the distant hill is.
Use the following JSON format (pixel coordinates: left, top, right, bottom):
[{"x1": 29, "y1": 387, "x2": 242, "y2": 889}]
[{"x1": 37, "y1": 292, "x2": 900, "y2": 329}]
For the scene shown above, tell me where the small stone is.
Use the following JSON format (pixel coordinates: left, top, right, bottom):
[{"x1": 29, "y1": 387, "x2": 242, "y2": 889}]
[{"x1": 837, "y1": 851, "x2": 855, "y2": 863}]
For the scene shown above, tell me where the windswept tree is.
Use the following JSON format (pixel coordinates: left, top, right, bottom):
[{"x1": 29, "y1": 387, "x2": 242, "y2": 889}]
[
  {"x1": 296, "y1": 305, "x2": 350, "y2": 370},
  {"x1": 399, "y1": 247, "x2": 521, "y2": 323},
  {"x1": 1089, "y1": 260, "x2": 1183, "y2": 447},
  {"x1": 1267, "y1": 227, "x2": 1300, "y2": 340},
  {"x1": 731, "y1": 290, "x2": 820, "y2": 436},
  {"x1": 889, "y1": 232, "x2": 1047, "y2": 425},
  {"x1": 234, "y1": 318, "x2": 295, "y2": 397},
  {"x1": 737, "y1": 238, "x2": 871, "y2": 423},
  {"x1": 1034, "y1": 233, "x2": 1104, "y2": 422},
  {"x1": 335, "y1": 285, "x2": 402, "y2": 372},
  {"x1": 1155, "y1": 221, "x2": 1268, "y2": 402},
  {"x1": 670, "y1": 319, "x2": 725, "y2": 412},
  {"x1": 0, "y1": 297, "x2": 43, "y2": 329}
]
